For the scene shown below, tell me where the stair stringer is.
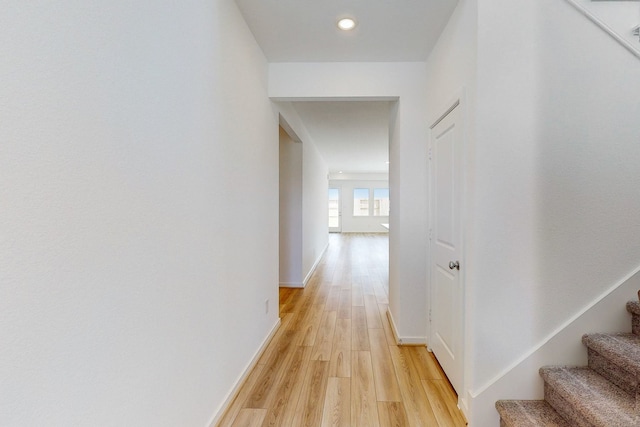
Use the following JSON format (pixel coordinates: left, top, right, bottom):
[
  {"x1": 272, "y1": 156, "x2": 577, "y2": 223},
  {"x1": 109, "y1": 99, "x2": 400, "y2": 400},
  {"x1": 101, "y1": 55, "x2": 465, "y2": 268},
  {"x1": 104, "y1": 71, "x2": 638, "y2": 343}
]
[{"x1": 468, "y1": 267, "x2": 640, "y2": 427}]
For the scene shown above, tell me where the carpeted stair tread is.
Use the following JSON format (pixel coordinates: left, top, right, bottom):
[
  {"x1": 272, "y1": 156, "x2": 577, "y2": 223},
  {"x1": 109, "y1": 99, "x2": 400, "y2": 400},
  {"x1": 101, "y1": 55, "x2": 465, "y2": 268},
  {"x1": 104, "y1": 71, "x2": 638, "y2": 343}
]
[
  {"x1": 583, "y1": 333, "x2": 640, "y2": 373},
  {"x1": 539, "y1": 366, "x2": 636, "y2": 426},
  {"x1": 495, "y1": 400, "x2": 570, "y2": 427}
]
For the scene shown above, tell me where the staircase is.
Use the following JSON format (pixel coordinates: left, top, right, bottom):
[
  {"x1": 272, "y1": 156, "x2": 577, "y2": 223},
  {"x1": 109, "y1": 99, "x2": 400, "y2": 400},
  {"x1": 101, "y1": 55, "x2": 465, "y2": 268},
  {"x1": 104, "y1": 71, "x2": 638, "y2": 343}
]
[{"x1": 496, "y1": 294, "x2": 640, "y2": 426}]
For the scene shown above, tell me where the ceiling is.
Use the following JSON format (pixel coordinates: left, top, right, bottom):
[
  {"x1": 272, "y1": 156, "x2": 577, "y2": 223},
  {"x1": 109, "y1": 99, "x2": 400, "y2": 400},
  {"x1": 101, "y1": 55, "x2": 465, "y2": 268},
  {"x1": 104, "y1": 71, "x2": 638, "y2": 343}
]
[
  {"x1": 235, "y1": 0, "x2": 459, "y2": 63},
  {"x1": 291, "y1": 101, "x2": 391, "y2": 174},
  {"x1": 235, "y1": 0, "x2": 458, "y2": 175}
]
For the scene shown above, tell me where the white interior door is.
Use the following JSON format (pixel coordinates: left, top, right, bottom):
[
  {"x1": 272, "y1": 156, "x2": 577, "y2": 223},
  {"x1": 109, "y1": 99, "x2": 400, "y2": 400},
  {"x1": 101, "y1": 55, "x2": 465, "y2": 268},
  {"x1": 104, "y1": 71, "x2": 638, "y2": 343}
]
[
  {"x1": 429, "y1": 103, "x2": 463, "y2": 395},
  {"x1": 328, "y1": 187, "x2": 341, "y2": 232}
]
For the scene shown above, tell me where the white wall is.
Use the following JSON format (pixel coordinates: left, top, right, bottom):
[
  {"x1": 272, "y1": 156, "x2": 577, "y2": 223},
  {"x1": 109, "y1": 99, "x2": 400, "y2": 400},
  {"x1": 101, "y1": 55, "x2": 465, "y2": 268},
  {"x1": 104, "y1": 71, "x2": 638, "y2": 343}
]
[
  {"x1": 279, "y1": 127, "x2": 303, "y2": 286},
  {"x1": 461, "y1": 0, "x2": 640, "y2": 424},
  {"x1": 423, "y1": 0, "x2": 478, "y2": 414},
  {"x1": 270, "y1": 62, "x2": 429, "y2": 341},
  {"x1": 472, "y1": 0, "x2": 541, "y2": 395},
  {"x1": 0, "y1": 1, "x2": 279, "y2": 425},
  {"x1": 302, "y1": 138, "x2": 330, "y2": 282},
  {"x1": 425, "y1": 0, "x2": 640, "y2": 424},
  {"x1": 329, "y1": 177, "x2": 390, "y2": 233},
  {"x1": 277, "y1": 103, "x2": 329, "y2": 287},
  {"x1": 473, "y1": 0, "x2": 640, "y2": 388}
]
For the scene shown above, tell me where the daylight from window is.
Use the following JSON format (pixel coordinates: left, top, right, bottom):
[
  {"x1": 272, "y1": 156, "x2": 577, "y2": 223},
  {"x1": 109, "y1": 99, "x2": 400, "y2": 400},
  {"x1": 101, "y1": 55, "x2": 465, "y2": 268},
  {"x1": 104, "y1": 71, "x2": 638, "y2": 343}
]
[
  {"x1": 328, "y1": 188, "x2": 340, "y2": 228},
  {"x1": 374, "y1": 188, "x2": 390, "y2": 216},
  {"x1": 353, "y1": 188, "x2": 370, "y2": 216}
]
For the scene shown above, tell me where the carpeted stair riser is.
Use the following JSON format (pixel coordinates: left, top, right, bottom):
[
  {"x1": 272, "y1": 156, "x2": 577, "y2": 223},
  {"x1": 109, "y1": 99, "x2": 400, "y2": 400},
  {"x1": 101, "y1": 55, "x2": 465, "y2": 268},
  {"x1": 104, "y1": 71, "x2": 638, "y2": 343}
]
[
  {"x1": 586, "y1": 347, "x2": 636, "y2": 396},
  {"x1": 627, "y1": 301, "x2": 640, "y2": 336},
  {"x1": 542, "y1": 383, "x2": 590, "y2": 427},
  {"x1": 582, "y1": 333, "x2": 640, "y2": 398},
  {"x1": 495, "y1": 400, "x2": 570, "y2": 427}
]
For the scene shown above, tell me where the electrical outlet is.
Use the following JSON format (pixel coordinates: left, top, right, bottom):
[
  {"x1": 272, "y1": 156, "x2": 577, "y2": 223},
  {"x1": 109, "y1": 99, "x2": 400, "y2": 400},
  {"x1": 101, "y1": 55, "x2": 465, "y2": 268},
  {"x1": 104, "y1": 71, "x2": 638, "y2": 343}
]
[{"x1": 265, "y1": 299, "x2": 269, "y2": 314}]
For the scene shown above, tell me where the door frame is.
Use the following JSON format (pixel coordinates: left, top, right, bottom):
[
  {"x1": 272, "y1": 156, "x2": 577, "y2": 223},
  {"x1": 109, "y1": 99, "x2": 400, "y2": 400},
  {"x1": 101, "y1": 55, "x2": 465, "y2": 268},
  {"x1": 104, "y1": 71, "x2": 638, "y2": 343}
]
[{"x1": 427, "y1": 89, "x2": 468, "y2": 410}]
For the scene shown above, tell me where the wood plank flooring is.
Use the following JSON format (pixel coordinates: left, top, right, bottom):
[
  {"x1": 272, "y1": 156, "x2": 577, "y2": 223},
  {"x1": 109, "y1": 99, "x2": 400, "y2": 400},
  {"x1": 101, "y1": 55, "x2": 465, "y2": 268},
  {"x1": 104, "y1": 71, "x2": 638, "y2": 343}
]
[{"x1": 217, "y1": 233, "x2": 467, "y2": 427}]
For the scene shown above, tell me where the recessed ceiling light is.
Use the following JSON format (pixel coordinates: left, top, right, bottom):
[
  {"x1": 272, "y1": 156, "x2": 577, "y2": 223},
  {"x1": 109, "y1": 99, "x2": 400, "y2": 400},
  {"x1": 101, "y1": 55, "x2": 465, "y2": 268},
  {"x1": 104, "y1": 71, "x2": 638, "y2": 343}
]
[{"x1": 337, "y1": 17, "x2": 357, "y2": 31}]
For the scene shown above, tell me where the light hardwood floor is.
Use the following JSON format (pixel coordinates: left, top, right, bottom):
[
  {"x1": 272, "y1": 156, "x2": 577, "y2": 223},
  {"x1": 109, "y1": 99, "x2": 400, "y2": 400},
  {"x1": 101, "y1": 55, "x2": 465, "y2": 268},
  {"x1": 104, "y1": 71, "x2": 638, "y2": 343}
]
[{"x1": 217, "y1": 233, "x2": 467, "y2": 427}]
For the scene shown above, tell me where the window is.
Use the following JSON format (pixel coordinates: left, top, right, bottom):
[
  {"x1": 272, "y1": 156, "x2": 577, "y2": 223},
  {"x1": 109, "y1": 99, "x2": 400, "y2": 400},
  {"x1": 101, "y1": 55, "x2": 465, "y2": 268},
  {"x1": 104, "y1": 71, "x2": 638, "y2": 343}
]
[
  {"x1": 373, "y1": 188, "x2": 390, "y2": 216},
  {"x1": 328, "y1": 188, "x2": 340, "y2": 228},
  {"x1": 353, "y1": 188, "x2": 370, "y2": 216}
]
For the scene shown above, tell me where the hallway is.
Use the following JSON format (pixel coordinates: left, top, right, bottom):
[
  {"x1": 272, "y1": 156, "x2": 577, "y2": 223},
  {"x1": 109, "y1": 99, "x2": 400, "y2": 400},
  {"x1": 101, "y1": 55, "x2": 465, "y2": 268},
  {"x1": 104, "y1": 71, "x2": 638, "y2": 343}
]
[{"x1": 218, "y1": 233, "x2": 467, "y2": 427}]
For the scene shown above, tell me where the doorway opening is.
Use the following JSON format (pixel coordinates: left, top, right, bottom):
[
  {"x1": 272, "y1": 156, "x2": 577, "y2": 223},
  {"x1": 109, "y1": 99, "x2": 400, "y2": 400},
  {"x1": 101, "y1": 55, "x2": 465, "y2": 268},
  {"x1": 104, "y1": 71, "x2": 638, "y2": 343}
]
[{"x1": 277, "y1": 99, "x2": 395, "y2": 309}]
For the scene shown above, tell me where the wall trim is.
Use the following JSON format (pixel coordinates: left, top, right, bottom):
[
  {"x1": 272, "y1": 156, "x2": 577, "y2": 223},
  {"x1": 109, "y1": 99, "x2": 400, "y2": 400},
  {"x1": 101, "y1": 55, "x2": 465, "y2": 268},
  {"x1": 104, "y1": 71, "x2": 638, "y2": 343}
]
[
  {"x1": 386, "y1": 309, "x2": 401, "y2": 345},
  {"x1": 338, "y1": 231, "x2": 390, "y2": 235},
  {"x1": 564, "y1": 0, "x2": 640, "y2": 59},
  {"x1": 470, "y1": 262, "x2": 640, "y2": 399},
  {"x1": 207, "y1": 318, "x2": 281, "y2": 427},
  {"x1": 386, "y1": 308, "x2": 427, "y2": 346},
  {"x1": 279, "y1": 281, "x2": 304, "y2": 288},
  {"x1": 302, "y1": 242, "x2": 329, "y2": 287}
]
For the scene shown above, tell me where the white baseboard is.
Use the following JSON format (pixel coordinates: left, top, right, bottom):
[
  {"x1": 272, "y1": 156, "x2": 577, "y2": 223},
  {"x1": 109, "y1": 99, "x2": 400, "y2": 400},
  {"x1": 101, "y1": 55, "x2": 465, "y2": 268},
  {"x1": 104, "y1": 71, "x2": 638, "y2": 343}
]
[
  {"x1": 207, "y1": 318, "x2": 281, "y2": 427},
  {"x1": 396, "y1": 337, "x2": 428, "y2": 345},
  {"x1": 339, "y1": 231, "x2": 389, "y2": 234},
  {"x1": 302, "y1": 242, "x2": 329, "y2": 287},
  {"x1": 386, "y1": 308, "x2": 427, "y2": 346},
  {"x1": 279, "y1": 281, "x2": 304, "y2": 288},
  {"x1": 279, "y1": 242, "x2": 330, "y2": 289},
  {"x1": 386, "y1": 309, "x2": 401, "y2": 344}
]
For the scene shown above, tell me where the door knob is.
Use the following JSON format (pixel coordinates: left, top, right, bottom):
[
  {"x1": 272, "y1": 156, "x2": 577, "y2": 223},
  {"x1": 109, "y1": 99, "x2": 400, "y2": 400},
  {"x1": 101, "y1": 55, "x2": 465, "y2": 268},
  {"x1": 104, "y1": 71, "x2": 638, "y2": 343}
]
[{"x1": 449, "y1": 261, "x2": 460, "y2": 270}]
